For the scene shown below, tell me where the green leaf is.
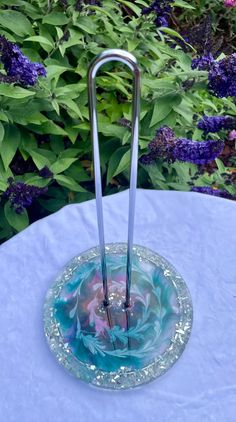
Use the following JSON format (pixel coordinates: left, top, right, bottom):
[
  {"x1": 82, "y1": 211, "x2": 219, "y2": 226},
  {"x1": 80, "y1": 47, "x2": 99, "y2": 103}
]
[
  {"x1": 0, "y1": 110, "x2": 9, "y2": 123},
  {"x1": 167, "y1": 182, "x2": 188, "y2": 190},
  {"x1": 135, "y1": 0, "x2": 149, "y2": 4},
  {"x1": 150, "y1": 95, "x2": 181, "y2": 127},
  {"x1": 145, "y1": 165, "x2": 167, "y2": 189},
  {"x1": 4, "y1": 201, "x2": 29, "y2": 232},
  {"x1": 42, "y1": 12, "x2": 69, "y2": 25},
  {"x1": 174, "y1": 0, "x2": 195, "y2": 9},
  {"x1": 58, "y1": 28, "x2": 83, "y2": 56},
  {"x1": 45, "y1": 65, "x2": 72, "y2": 81},
  {"x1": 87, "y1": 5, "x2": 118, "y2": 24},
  {"x1": 99, "y1": 122, "x2": 127, "y2": 140},
  {"x1": 65, "y1": 162, "x2": 91, "y2": 182},
  {"x1": 60, "y1": 99, "x2": 83, "y2": 120},
  {"x1": 0, "y1": 85, "x2": 35, "y2": 99},
  {"x1": 64, "y1": 126, "x2": 79, "y2": 143},
  {"x1": 12, "y1": 109, "x2": 48, "y2": 126},
  {"x1": 55, "y1": 175, "x2": 87, "y2": 192},
  {"x1": 202, "y1": 99, "x2": 218, "y2": 112},
  {"x1": 0, "y1": 155, "x2": 13, "y2": 180},
  {"x1": 0, "y1": 125, "x2": 21, "y2": 171},
  {"x1": 192, "y1": 128, "x2": 203, "y2": 141},
  {"x1": 59, "y1": 149, "x2": 80, "y2": 159},
  {"x1": 39, "y1": 198, "x2": 66, "y2": 213},
  {"x1": 0, "y1": 10, "x2": 33, "y2": 36},
  {"x1": 0, "y1": 30, "x2": 16, "y2": 42},
  {"x1": 75, "y1": 16, "x2": 97, "y2": 34},
  {"x1": 52, "y1": 99, "x2": 60, "y2": 116},
  {"x1": 142, "y1": 77, "x2": 177, "y2": 93},
  {"x1": 56, "y1": 27, "x2": 64, "y2": 39},
  {"x1": 215, "y1": 159, "x2": 226, "y2": 174},
  {"x1": 172, "y1": 162, "x2": 194, "y2": 182},
  {"x1": 28, "y1": 122, "x2": 67, "y2": 136},
  {"x1": 25, "y1": 176, "x2": 50, "y2": 188},
  {"x1": 21, "y1": 48, "x2": 42, "y2": 62},
  {"x1": 107, "y1": 146, "x2": 129, "y2": 183},
  {"x1": 173, "y1": 101, "x2": 193, "y2": 124},
  {"x1": 54, "y1": 83, "x2": 87, "y2": 98},
  {"x1": 50, "y1": 158, "x2": 78, "y2": 174},
  {"x1": 159, "y1": 27, "x2": 186, "y2": 42},
  {"x1": 42, "y1": 122, "x2": 67, "y2": 136},
  {"x1": 143, "y1": 163, "x2": 166, "y2": 181},
  {"x1": 25, "y1": 36, "x2": 54, "y2": 48},
  {"x1": 116, "y1": 0, "x2": 141, "y2": 16},
  {"x1": 30, "y1": 149, "x2": 54, "y2": 169},
  {"x1": 127, "y1": 38, "x2": 140, "y2": 52},
  {"x1": 0, "y1": 122, "x2": 4, "y2": 145},
  {"x1": 113, "y1": 149, "x2": 131, "y2": 177},
  {"x1": 0, "y1": 180, "x2": 7, "y2": 191}
]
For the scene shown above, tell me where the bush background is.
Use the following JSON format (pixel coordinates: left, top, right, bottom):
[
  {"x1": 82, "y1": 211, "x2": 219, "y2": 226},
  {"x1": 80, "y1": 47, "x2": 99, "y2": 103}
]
[{"x1": 0, "y1": 0, "x2": 235, "y2": 242}]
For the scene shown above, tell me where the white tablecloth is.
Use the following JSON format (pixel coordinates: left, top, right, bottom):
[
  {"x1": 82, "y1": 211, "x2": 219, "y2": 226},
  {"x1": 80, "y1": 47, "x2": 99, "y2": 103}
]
[{"x1": 0, "y1": 189, "x2": 235, "y2": 422}]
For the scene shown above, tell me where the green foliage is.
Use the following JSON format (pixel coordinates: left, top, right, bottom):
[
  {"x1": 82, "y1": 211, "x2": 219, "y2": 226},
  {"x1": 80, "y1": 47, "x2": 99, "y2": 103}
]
[{"x1": 0, "y1": 0, "x2": 235, "y2": 242}]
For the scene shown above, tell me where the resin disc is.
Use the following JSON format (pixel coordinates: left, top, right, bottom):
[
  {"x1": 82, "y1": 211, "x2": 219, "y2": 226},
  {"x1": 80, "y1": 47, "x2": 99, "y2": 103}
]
[{"x1": 44, "y1": 244, "x2": 193, "y2": 389}]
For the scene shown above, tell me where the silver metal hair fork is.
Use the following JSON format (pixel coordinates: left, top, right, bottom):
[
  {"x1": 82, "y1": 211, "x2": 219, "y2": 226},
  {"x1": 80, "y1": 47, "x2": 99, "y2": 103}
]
[{"x1": 87, "y1": 49, "x2": 141, "y2": 309}]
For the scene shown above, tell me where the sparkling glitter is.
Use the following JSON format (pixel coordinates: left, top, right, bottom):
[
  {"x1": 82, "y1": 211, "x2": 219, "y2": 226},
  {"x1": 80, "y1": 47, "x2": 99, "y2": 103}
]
[{"x1": 44, "y1": 244, "x2": 193, "y2": 389}]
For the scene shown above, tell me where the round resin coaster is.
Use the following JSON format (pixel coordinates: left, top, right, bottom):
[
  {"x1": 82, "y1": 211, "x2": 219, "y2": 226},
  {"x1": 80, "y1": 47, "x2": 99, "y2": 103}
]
[{"x1": 44, "y1": 244, "x2": 193, "y2": 389}]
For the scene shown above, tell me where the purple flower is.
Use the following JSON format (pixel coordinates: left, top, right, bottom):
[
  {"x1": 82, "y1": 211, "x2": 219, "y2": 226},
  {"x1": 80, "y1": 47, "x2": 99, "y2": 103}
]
[
  {"x1": 39, "y1": 166, "x2": 53, "y2": 178},
  {"x1": 0, "y1": 36, "x2": 46, "y2": 86},
  {"x1": 142, "y1": 7, "x2": 152, "y2": 15},
  {"x1": 229, "y1": 129, "x2": 236, "y2": 140},
  {"x1": 169, "y1": 34, "x2": 189, "y2": 52},
  {"x1": 208, "y1": 53, "x2": 236, "y2": 98},
  {"x1": 197, "y1": 115, "x2": 236, "y2": 133},
  {"x1": 185, "y1": 15, "x2": 212, "y2": 56},
  {"x1": 192, "y1": 52, "x2": 236, "y2": 98},
  {"x1": 191, "y1": 186, "x2": 236, "y2": 200},
  {"x1": 155, "y1": 15, "x2": 168, "y2": 27},
  {"x1": 140, "y1": 127, "x2": 175, "y2": 164},
  {"x1": 4, "y1": 178, "x2": 48, "y2": 214},
  {"x1": 173, "y1": 138, "x2": 224, "y2": 164},
  {"x1": 191, "y1": 54, "x2": 214, "y2": 71},
  {"x1": 224, "y1": 0, "x2": 236, "y2": 8},
  {"x1": 34, "y1": 63, "x2": 46, "y2": 77},
  {"x1": 149, "y1": 126, "x2": 176, "y2": 156},
  {"x1": 141, "y1": 0, "x2": 174, "y2": 28},
  {"x1": 139, "y1": 152, "x2": 157, "y2": 165},
  {"x1": 140, "y1": 126, "x2": 224, "y2": 165}
]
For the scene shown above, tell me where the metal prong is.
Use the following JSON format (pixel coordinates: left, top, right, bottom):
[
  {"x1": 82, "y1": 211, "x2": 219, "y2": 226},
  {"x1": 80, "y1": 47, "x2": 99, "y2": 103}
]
[{"x1": 88, "y1": 49, "x2": 141, "y2": 308}]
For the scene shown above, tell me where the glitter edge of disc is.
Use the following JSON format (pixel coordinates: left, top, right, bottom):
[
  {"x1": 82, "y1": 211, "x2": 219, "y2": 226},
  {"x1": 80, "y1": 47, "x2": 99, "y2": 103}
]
[{"x1": 43, "y1": 243, "x2": 193, "y2": 390}]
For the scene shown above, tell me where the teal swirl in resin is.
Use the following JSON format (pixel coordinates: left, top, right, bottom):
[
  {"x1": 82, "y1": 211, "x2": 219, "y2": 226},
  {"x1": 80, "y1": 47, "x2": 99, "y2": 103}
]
[{"x1": 44, "y1": 244, "x2": 193, "y2": 389}]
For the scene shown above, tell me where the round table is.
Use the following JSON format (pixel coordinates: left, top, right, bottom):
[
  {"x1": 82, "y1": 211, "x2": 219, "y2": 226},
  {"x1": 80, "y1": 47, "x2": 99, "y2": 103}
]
[{"x1": 0, "y1": 189, "x2": 235, "y2": 422}]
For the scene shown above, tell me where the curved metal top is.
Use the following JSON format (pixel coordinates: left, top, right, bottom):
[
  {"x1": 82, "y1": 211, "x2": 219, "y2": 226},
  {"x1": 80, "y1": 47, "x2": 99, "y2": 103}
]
[
  {"x1": 89, "y1": 49, "x2": 140, "y2": 74},
  {"x1": 88, "y1": 49, "x2": 141, "y2": 307}
]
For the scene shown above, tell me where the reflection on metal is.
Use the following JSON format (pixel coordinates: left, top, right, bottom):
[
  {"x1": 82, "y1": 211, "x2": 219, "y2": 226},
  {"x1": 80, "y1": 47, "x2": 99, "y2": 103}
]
[{"x1": 88, "y1": 49, "x2": 141, "y2": 308}]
